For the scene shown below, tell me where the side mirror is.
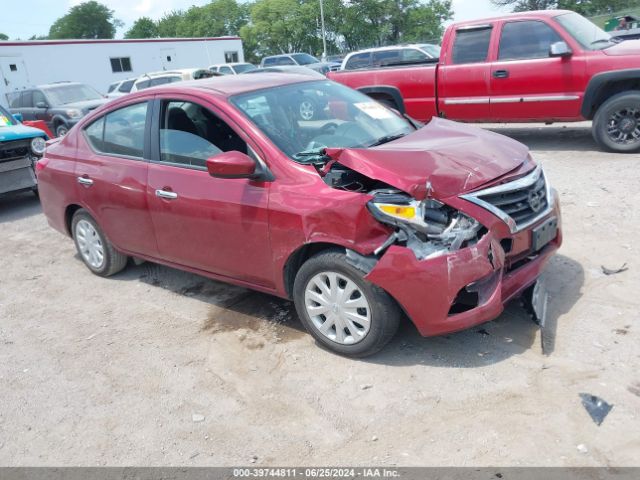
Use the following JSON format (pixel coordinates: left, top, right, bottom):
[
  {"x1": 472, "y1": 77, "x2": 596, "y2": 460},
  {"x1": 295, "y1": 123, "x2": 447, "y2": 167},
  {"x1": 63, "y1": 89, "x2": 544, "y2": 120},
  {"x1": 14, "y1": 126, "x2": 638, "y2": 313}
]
[
  {"x1": 12, "y1": 113, "x2": 23, "y2": 123},
  {"x1": 206, "y1": 151, "x2": 257, "y2": 179},
  {"x1": 36, "y1": 101, "x2": 48, "y2": 109},
  {"x1": 549, "y1": 41, "x2": 572, "y2": 58}
]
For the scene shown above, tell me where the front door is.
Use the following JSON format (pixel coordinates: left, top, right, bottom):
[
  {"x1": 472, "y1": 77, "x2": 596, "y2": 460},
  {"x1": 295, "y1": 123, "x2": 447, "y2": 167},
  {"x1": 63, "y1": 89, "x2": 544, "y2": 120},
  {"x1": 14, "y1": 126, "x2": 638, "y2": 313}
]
[
  {"x1": 75, "y1": 100, "x2": 158, "y2": 257},
  {"x1": 490, "y1": 19, "x2": 586, "y2": 121},
  {"x1": 438, "y1": 25, "x2": 494, "y2": 121},
  {"x1": 146, "y1": 96, "x2": 273, "y2": 287}
]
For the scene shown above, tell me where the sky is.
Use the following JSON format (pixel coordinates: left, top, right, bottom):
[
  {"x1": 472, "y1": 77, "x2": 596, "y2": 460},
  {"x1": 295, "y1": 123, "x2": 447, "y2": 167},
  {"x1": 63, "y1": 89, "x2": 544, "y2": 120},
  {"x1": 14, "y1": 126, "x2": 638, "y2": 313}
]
[{"x1": 0, "y1": 0, "x2": 509, "y2": 40}]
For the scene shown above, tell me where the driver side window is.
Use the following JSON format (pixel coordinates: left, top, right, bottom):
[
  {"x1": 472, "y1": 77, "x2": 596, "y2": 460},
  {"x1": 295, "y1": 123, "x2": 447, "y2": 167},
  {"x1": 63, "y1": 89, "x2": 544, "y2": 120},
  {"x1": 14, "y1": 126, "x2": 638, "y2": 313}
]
[{"x1": 158, "y1": 100, "x2": 247, "y2": 170}]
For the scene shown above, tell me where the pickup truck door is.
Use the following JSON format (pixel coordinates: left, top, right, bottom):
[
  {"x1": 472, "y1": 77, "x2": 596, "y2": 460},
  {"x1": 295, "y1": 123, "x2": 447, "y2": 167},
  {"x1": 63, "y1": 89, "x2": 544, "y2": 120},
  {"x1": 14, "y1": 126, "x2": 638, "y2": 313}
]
[
  {"x1": 438, "y1": 24, "x2": 494, "y2": 121},
  {"x1": 489, "y1": 19, "x2": 585, "y2": 121}
]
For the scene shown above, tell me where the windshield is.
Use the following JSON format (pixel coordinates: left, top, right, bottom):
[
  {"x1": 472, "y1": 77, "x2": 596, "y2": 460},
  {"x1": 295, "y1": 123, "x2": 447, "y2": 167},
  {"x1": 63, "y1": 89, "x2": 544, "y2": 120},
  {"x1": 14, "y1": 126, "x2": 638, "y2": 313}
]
[
  {"x1": 419, "y1": 44, "x2": 441, "y2": 58},
  {"x1": 45, "y1": 84, "x2": 103, "y2": 105},
  {"x1": 234, "y1": 63, "x2": 257, "y2": 73},
  {"x1": 0, "y1": 105, "x2": 16, "y2": 127},
  {"x1": 555, "y1": 12, "x2": 614, "y2": 50},
  {"x1": 291, "y1": 53, "x2": 320, "y2": 65},
  {"x1": 230, "y1": 81, "x2": 414, "y2": 162}
]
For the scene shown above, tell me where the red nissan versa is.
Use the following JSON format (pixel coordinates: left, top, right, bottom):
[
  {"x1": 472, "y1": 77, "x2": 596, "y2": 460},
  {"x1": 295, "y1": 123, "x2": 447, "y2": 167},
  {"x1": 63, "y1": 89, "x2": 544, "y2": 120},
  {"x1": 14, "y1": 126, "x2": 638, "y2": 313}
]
[{"x1": 37, "y1": 74, "x2": 562, "y2": 357}]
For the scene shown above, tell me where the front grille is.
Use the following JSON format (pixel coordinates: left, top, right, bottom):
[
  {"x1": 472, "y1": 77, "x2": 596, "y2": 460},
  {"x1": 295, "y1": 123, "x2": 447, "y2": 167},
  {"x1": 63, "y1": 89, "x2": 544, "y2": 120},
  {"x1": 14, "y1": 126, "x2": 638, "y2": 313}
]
[
  {"x1": 478, "y1": 171, "x2": 548, "y2": 226},
  {"x1": 460, "y1": 165, "x2": 550, "y2": 233},
  {"x1": 0, "y1": 139, "x2": 30, "y2": 163}
]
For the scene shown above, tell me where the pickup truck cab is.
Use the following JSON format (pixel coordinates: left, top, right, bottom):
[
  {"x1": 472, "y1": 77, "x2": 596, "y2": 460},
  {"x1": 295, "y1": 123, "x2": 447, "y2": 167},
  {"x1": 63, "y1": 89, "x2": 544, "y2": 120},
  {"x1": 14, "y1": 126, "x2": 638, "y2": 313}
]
[{"x1": 328, "y1": 10, "x2": 640, "y2": 153}]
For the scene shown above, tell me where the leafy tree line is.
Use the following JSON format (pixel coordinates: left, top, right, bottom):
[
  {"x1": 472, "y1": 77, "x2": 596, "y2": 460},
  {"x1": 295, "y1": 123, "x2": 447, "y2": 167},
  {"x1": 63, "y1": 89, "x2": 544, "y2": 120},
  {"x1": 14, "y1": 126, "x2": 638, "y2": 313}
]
[
  {"x1": 21, "y1": 0, "x2": 452, "y2": 62},
  {"x1": 491, "y1": 0, "x2": 639, "y2": 15}
]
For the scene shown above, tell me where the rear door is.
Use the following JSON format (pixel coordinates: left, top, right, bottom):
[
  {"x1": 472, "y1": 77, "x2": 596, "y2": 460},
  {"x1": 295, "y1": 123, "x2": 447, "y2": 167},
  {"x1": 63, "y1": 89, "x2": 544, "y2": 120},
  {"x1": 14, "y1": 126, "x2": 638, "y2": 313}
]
[
  {"x1": 146, "y1": 95, "x2": 273, "y2": 287},
  {"x1": 489, "y1": 19, "x2": 585, "y2": 121},
  {"x1": 438, "y1": 24, "x2": 494, "y2": 121},
  {"x1": 76, "y1": 99, "x2": 158, "y2": 257}
]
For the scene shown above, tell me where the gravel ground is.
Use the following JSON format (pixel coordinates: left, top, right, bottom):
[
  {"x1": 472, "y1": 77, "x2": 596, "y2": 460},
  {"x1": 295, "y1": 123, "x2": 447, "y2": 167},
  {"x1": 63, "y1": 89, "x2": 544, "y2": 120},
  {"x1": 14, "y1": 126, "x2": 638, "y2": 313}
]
[{"x1": 0, "y1": 122, "x2": 639, "y2": 466}]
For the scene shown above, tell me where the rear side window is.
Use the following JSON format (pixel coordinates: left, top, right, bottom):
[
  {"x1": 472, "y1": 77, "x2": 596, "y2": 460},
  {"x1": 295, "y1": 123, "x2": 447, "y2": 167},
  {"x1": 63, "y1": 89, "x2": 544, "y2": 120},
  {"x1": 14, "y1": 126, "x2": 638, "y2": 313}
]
[
  {"x1": 85, "y1": 102, "x2": 148, "y2": 158},
  {"x1": 219, "y1": 66, "x2": 233, "y2": 75},
  {"x1": 452, "y1": 26, "x2": 493, "y2": 64},
  {"x1": 21, "y1": 91, "x2": 34, "y2": 108},
  {"x1": 7, "y1": 92, "x2": 22, "y2": 108},
  {"x1": 373, "y1": 50, "x2": 403, "y2": 67},
  {"x1": 344, "y1": 52, "x2": 371, "y2": 70},
  {"x1": 119, "y1": 80, "x2": 135, "y2": 93},
  {"x1": 107, "y1": 83, "x2": 118, "y2": 93},
  {"x1": 263, "y1": 57, "x2": 277, "y2": 66},
  {"x1": 135, "y1": 80, "x2": 151, "y2": 90},
  {"x1": 499, "y1": 21, "x2": 563, "y2": 61},
  {"x1": 275, "y1": 56, "x2": 296, "y2": 66},
  {"x1": 33, "y1": 91, "x2": 47, "y2": 107},
  {"x1": 402, "y1": 49, "x2": 429, "y2": 63}
]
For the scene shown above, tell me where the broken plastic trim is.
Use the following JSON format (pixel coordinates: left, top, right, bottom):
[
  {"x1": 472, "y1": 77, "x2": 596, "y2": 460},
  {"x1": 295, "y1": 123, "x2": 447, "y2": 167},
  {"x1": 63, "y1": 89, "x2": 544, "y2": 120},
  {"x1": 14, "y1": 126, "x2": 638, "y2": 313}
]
[
  {"x1": 368, "y1": 192, "x2": 483, "y2": 260},
  {"x1": 345, "y1": 249, "x2": 378, "y2": 274}
]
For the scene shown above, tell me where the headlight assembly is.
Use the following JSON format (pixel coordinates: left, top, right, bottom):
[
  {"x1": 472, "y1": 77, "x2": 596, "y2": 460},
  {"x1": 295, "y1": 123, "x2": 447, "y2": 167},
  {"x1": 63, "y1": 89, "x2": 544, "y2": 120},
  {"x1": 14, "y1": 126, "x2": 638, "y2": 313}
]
[
  {"x1": 65, "y1": 109, "x2": 83, "y2": 119},
  {"x1": 30, "y1": 137, "x2": 46, "y2": 156},
  {"x1": 368, "y1": 190, "x2": 483, "y2": 259}
]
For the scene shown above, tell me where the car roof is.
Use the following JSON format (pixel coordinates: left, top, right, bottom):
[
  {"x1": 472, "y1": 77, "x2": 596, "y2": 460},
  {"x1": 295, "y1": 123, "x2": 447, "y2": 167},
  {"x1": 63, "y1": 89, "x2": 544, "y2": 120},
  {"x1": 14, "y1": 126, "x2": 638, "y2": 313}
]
[
  {"x1": 33, "y1": 82, "x2": 83, "y2": 90},
  {"x1": 130, "y1": 73, "x2": 319, "y2": 98},
  {"x1": 346, "y1": 44, "x2": 434, "y2": 55}
]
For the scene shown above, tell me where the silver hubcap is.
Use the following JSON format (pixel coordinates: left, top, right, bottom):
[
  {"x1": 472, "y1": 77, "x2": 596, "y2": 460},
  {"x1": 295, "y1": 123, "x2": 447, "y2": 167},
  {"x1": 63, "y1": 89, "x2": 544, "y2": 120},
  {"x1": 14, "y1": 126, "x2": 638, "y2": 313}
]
[
  {"x1": 607, "y1": 108, "x2": 640, "y2": 145},
  {"x1": 75, "y1": 219, "x2": 104, "y2": 269},
  {"x1": 300, "y1": 101, "x2": 314, "y2": 120},
  {"x1": 304, "y1": 271, "x2": 371, "y2": 345}
]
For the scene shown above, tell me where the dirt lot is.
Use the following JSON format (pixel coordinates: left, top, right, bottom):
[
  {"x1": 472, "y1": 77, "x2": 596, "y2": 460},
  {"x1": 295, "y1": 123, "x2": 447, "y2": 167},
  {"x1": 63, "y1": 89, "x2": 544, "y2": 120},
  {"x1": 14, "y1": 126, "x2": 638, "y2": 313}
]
[{"x1": 1, "y1": 122, "x2": 639, "y2": 466}]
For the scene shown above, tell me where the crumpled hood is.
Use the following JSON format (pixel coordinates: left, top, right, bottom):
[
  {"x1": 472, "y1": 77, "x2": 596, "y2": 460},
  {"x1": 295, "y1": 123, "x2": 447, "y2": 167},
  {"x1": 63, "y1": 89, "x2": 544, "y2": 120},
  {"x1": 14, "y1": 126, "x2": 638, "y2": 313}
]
[
  {"x1": 0, "y1": 123, "x2": 48, "y2": 142},
  {"x1": 325, "y1": 117, "x2": 531, "y2": 199},
  {"x1": 602, "y1": 39, "x2": 640, "y2": 56}
]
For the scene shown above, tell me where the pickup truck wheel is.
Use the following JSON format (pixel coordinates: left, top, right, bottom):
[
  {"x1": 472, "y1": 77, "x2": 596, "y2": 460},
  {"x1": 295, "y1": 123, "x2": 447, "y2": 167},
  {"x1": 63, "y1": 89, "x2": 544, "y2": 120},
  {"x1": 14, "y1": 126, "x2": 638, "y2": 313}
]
[
  {"x1": 593, "y1": 92, "x2": 640, "y2": 153},
  {"x1": 293, "y1": 250, "x2": 400, "y2": 357},
  {"x1": 71, "y1": 210, "x2": 128, "y2": 277},
  {"x1": 55, "y1": 124, "x2": 69, "y2": 137}
]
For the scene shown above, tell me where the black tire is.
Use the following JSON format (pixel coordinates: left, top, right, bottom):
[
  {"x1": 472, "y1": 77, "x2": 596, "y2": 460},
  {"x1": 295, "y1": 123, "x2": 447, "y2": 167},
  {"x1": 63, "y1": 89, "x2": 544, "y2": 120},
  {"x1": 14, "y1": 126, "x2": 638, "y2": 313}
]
[
  {"x1": 293, "y1": 250, "x2": 400, "y2": 357},
  {"x1": 55, "y1": 124, "x2": 69, "y2": 137},
  {"x1": 71, "y1": 209, "x2": 128, "y2": 277},
  {"x1": 592, "y1": 91, "x2": 640, "y2": 153}
]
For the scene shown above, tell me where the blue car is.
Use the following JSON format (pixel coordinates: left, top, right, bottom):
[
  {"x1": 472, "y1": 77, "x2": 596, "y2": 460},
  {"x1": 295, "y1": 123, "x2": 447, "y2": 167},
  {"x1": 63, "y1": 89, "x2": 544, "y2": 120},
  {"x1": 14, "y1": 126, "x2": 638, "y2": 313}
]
[{"x1": 0, "y1": 104, "x2": 48, "y2": 197}]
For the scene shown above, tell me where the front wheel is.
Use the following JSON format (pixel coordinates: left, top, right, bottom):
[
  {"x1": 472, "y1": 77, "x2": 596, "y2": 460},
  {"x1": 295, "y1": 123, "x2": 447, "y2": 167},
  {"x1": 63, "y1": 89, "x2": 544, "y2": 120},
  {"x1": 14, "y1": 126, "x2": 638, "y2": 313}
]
[
  {"x1": 592, "y1": 92, "x2": 640, "y2": 153},
  {"x1": 71, "y1": 209, "x2": 128, "y2": 277},
  {"x1": 55, "y1": 124, "x2": 69, "y2": 137},
  {"x1": 293, "y1": 250, "x2": 400, "y2": 357}
]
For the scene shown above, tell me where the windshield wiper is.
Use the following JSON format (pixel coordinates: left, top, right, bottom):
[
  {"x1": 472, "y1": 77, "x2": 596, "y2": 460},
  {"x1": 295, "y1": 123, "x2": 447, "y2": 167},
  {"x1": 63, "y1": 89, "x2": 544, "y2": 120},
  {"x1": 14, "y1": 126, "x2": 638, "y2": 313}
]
[
  {"x1": 590, "y1": 38, "x2": 613, "y2": 46},
  {"x1": 367, "y1": 133, "x2": 407, "y2": 148}
]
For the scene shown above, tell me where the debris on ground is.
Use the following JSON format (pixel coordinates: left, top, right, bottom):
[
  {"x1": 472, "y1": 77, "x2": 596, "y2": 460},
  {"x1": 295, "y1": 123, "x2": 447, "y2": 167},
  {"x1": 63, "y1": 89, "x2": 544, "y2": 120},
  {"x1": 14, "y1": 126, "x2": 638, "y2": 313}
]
[
  {"x1": 192, "y1": 414, "x2": 205, "y2": 423},
  {"x1": 628, "y1": 382, "x2": 640, "y2": 398},
  {"x1": 476, "y1": 329, "x2": 490, "y2": 336},
  {"x1": 601, "y1": 263, "x2": 628, "y2": 276},
  {"x1": 613, "y1": 327, "x2": 630, "y2": 335},
  {"x1": 371, "y1": 436, "x2": 378, "y2": 442},
  {"x1": 579, "y1": 393, "x2": 613, "y2": 426},
  {"x1": 576, "y1": 444, "x2": 588, "y2": 454},
  {"x1": 360, "y1": 384, "x2": 373, "y2": 390},
  {"x1": 250, "y1": 455, "x2": 258, "y2": 463}
]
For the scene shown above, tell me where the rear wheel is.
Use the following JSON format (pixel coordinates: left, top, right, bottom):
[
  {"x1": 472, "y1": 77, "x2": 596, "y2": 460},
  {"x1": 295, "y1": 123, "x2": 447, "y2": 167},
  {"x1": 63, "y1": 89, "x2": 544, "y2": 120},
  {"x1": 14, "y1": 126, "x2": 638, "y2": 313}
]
[
  {"x1": 293, "y1": 250, "x2": 400, "y2": 357},
  {"x1": 593, "y1": 91, "x2": 640, "y2": 153},
  {"x1": 71, "y1": 209, "x2": 128, "y2": 277}
]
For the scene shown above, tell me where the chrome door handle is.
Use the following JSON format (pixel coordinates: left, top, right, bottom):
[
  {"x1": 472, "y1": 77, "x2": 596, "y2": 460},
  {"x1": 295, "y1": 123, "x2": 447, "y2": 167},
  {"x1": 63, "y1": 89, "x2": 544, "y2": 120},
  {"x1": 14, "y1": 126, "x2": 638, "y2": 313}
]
[
  {"x1": 155, "y1": 189, "x2": 178, "y2": 200},
  {"x1": 77, "y1": 176, "x2": 93, "y2": 186}
]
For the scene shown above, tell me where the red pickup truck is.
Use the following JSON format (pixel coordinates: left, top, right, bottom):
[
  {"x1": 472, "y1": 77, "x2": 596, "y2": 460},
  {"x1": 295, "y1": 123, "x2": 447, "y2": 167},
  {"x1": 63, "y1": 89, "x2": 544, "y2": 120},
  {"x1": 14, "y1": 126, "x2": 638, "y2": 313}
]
[{"x1": 328, "y1": 10, "x2": 640, "y2": 153}]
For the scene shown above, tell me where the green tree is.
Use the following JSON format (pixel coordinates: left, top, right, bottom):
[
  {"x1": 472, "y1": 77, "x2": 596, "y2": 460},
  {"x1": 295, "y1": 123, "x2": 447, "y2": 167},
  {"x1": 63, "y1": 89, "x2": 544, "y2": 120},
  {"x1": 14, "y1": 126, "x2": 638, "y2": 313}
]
[
  {"x1": 124, "y1": 17, "x2": 158, "y2": 39},
  {"x1": 0, "y1": 33, "x2": 8, "y2": 41},
  {"x1": 177, "y1": 0, "x2": 250, "y2": 37},
  {"x1": 156, "y1": 10, "x2": 184, "y2": 37},
  {"x1": 49, "y1": 1, "x2": 123, "y2": 39},
  {"x1": 491, "y1": 0, "x2": 638, "y2": 14}
]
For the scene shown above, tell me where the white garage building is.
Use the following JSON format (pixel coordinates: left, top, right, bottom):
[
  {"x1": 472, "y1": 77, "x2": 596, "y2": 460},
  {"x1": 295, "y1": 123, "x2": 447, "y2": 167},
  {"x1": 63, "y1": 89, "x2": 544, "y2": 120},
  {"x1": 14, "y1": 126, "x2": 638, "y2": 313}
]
[{"x1": 0, "y1": 37, "x2": 244, "y2": 106}]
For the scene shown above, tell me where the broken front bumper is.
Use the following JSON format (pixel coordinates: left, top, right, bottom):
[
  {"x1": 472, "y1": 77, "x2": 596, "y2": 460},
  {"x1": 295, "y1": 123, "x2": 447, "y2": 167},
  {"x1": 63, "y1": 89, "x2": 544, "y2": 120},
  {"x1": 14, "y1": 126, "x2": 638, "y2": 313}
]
[{"x1": 365, "y1": 197, "x2": 562, "y2": 337}]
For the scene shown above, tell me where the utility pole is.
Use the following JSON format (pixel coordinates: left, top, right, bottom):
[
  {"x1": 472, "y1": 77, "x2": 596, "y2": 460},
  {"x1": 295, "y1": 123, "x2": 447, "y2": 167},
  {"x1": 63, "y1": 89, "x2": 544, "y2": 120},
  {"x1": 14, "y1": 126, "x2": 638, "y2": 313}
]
[{"x1": 319, "y1": 0, "x2": 327, "y2": 61}]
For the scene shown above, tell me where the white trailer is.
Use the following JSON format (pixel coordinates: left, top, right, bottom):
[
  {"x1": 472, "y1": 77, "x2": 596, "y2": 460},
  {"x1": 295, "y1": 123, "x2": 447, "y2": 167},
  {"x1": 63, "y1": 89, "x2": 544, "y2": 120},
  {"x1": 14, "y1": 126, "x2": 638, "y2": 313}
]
[{"x1": 0, "y1": 37, "x2": 244, "y2": 106}]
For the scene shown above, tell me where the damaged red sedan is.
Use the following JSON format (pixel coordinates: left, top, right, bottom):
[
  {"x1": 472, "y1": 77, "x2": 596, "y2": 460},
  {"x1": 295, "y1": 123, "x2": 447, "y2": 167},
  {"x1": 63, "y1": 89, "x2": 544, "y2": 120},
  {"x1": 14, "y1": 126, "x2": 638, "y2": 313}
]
[{"x1": 37, "y1": 74, "x2": 562, "y2": 357}]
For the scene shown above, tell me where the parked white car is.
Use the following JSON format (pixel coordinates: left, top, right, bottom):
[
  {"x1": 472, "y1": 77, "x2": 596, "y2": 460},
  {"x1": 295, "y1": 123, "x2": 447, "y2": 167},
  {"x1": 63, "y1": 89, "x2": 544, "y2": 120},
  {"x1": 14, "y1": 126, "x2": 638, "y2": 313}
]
[
  {"x1": 209, "y1": 63, "x2": 257, "y2": 75},
  {"x1": 106, "y1": 78, "x2": 137, "y2": 98},
  {"x1": 130, "y1": 68, "x2": 217, "y2": 92},
  {"x1": 340, "y1": 44, "x2": 440, "y2": 70}
]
